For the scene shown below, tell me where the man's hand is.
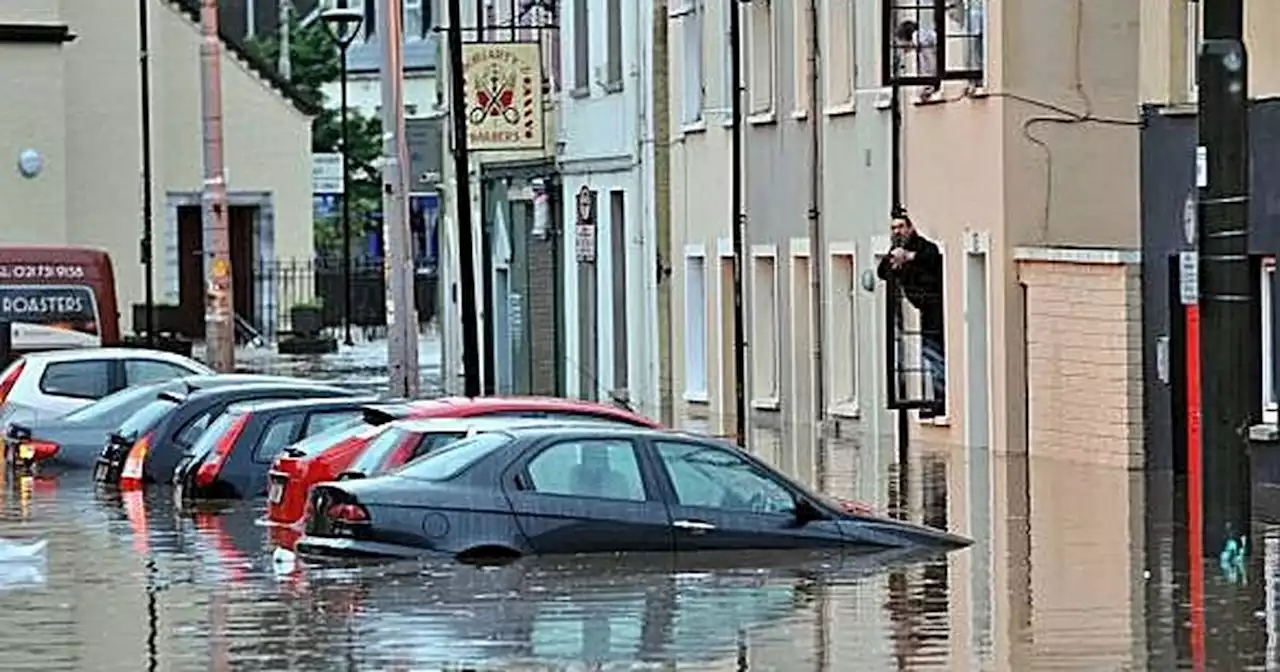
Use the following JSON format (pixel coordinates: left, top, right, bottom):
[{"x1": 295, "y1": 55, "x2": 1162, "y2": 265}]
[{"x1": 889, "y1": 247, "x2": 909, "y2": 267}]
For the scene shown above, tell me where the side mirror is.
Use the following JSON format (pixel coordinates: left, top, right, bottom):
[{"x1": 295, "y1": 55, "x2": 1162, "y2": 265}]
[{"x1": 793, "y1": 498, "x2": 826, "y2": 526}]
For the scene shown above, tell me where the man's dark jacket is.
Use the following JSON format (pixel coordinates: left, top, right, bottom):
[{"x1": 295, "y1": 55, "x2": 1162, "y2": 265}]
[{"x1": 877, "y1": 234, "x2": 944, "y2": 321}]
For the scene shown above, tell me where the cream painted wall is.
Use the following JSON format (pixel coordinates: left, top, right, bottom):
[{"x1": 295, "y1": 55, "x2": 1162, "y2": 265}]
[
  {"x1": 1140, "y1": 0, "x2": 1280, "y2": 105},
  {"x1": 55, "y1": 0, "x2": 315, "y2": 332},
  {"x1": 0, "y1": 44, "x2": 68, "y2": 243}
]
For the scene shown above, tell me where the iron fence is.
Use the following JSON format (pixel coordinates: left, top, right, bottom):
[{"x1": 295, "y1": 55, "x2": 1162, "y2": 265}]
[{"x1": 260, "y1": 257, "x2": 438, "y2": 336}]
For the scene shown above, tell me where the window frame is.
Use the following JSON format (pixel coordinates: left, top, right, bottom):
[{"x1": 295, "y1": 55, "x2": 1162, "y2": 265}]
[
  {"x1": 750, "y1": 246, "x2": 781, "y2": 407},
  {"x1": 828, "y1": 247, "x2": 860, "y2": 415},
  {"x1": 605, "y1": 0, "x2": 625, "y2": 91},
  {"x1": 572, "y1": 0, "x2": 591, "y2": 95},
  {"x1": 38, "y1": 359, "x2": 112, "y2": 400},
  {"x1": 823, "y1": 0, "x2": 857, "y2": 113},
  {"x1": 403, "y1": 0, "x2": 426, "y2": 41},
  {"x1": 684, "y1": 246, "x2": 709, "y2": 402},
  {"x1": 745, "y1": 0, "x2": 777, "y2": 119},
  {"x1": 1185, "y1": 0, "x2": 1202, "y2": 102},
  {"x1": 673, "y1": 0, "x2": 705, "y2": 127},
  {"x1": 517, "y1": 437, "x2": 651, "y2": 503}
]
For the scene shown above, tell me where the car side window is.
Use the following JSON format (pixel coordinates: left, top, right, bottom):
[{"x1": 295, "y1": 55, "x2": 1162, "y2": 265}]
[
  {"x1": 303, "y1": 410, "x2": 361, "y2": 438},
  {"x1": 253, "y1": 414, "x2": 303, "y2": 463},
  {"x1": 125, "y1": 360, "x2": 191, "y2": 386},
  {"x1": 38, "y1": 360, "x2": 111, "y2": 399},
  {"x1": 525, "y1": 439, "x2": 647, "y2": 502},
  {"x1": 410, "y1": 432, "x2": 469, "y2": 461},
  {"x1": 653, "y1": 441, "x2": 796, "y2": 515}
]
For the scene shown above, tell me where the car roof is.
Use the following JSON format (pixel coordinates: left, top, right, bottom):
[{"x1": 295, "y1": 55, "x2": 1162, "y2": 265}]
[
  {"x1": 19, "y1": 347, "x2": 208, "y2": 366},
  {"x1": 409, "y1": 395, "x2": 657, "y2": 421},
  {"x1": 227, "y1": 395, "x2": 380, "y2": 414},
  {"x1": 491, "y1": 424, "x2": 709, "y2": 443},
  {"x1": 391, "y1": 416, "x2": 624, "y2": 434},
  {"x1": 170, "y1": 381, "x2": 355, "y2": 403}
]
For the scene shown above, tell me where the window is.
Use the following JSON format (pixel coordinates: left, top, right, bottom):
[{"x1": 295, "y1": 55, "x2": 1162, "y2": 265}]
[
  {"x1": 824, "y1": 0, "x2": 855, "y2": 108},
  {"x1": 721, "y1": 0, "x2": 735, "y2": 109},
  {"x1": 684, "y1": 252, "x2": 708, "y2": 399},
  {"x1": 174, "y1": 411, "x2": 214, "y2": 449},
  {"x1": 304, "y1": 410, "x2": 362, "y2": 438},
  {"x1": 61, "y1": 382, "x2": 167, "y2": 423},
  {"x1": 410, "y1": 431, "x2": 470, "y2": 461},
  {"x1": 286, "y1": 420, "x2": 369, "y2": 459},
  {"x1": 1265, "y1": 259, "x2": 1276, "y2": 422},
  {"x1": 573, "y1": 0, "x2": 590, "y2": 92},
  {"x1": 404, "y1": 0, "x2": 425, "y2": 40},
  {"x1": 397, "y1": 432, "x2": 511, "y2": 480},
  {"x1": 746, "y1": 0, "x2": 775, "y2": 115},
  {"x1": 363, "y1": 0, "x2": 376, "y2": 40},
  {"x1": 1186, "y1": 0, "x2": 1202, "y2": 101},
  {"x1": 117, "y1": 399, "x2": 178, "y2": 440},
  {"x1": 829, "y1": 252, "x2": 858, "y2": 411},
  {"x1": 792, "y1": 0, "x2": 809, "y2": 116},
  {"x1": 349, "y1": 426, "x2": 419, "y2": 474},
  {"x1": 125, "y1": 360, "x2": 190, "y2": 386},
  {"x1": 526, "y1": 439, "x2": 646, "y2": 501},
  {"x1": 39, "y1": 360, "x2": 111, "y2": 399},
  {"x1": 674, "y1": 0, "x2": 704, "y2": 124},
  {"x1": 751, "y1": 252, "x2": 779, "y2": 402},
  {"x1": 253, "y1": 414, "x2": 303, "y2": 463},
  {"x1": 606, "y1": 0, "x2": 624, "y2": 90},
  {"x1": 943, "y1": 0, "x2": 984, "y2": 81},
  {"x1": 654, "y1": 441, "x2": 795, "y2": 515}
]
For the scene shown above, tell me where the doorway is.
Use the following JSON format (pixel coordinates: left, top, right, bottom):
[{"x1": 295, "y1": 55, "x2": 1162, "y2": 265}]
[
  {"x1": 176, "y1": 205, "x2": 258, "y2": 339},
  {"x1": 964, "y1": 250, "x2": 990, "y2": 448}
]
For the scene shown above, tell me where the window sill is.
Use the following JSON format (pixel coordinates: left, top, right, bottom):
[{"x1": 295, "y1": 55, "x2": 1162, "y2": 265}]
[
  {"x1": 790, "y1": 109, "x2": 808, "y2": 121},
  {"x1": 1265, "y1": 406, "x2": 1278, "y2": 425},
  {"x1": 747, "y1": 110, "x2": 777, "y2": 126},
  {"x1": 915, "y1": 413, "x2": 951, "y2": 427},
  {"x1": 603, "y1": 81, "x2": 624, "y2": 94},
  {"x1": 827, "y1": 402, "x2": 860, "y2": 419},
  {"x1": 752, "y1": 397, "x2": 780, "y2": 411},
  {"x1": 569, "y1": 86, "x2": 590, "y2": 99},
  {"x1": 683, "y1": 390, "x2": 709, "y2": 404},
  {"x1": 823, "y1": 101, "x2": 856, "y2": 117},
  {"x1": 680, "y1": 119, "x2": 708, "y2": 135}
]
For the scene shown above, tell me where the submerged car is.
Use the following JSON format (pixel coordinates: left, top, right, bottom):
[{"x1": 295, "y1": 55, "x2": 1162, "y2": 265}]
[
  {"x1": 266, "y1": 396, "x2": 661, "y2": 527},
  {"x1": 5, "y1": 374, "x2": 327, "y2": 471},
  {"x1": 94, "y1": 381, "x2": 357, "y2": 487},
  {"x1": 169, "y1": 396, "x2": 379, "y2": 499},
  {"x1": 296, "y1": 426, "x2": 970, "y2": 561}
]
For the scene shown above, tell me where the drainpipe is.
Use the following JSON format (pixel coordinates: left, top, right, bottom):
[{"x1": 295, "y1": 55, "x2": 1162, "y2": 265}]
[
  {"x1": 652, "y1": 0, "x2": 674, "y2": 426},
  {"x1": 805, "y1": 0, "x2": 825, "y2": 484},
  {"x1": 729, "y1": 0, "x2": 748, "y2": 447}
]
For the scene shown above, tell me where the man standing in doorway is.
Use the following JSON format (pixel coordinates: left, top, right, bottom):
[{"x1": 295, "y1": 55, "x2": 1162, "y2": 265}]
[{"x1": 877, "y1": 211, "x2": 946, "y2": 417}]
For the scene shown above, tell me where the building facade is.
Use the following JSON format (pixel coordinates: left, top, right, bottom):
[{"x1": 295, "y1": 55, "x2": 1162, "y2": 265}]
[
  {"x1": 556, "y1": 0, "x2": 660, "y2": 417},
  {"x1": 1, "y1": 0, "x2": 316, "y2": 338}
]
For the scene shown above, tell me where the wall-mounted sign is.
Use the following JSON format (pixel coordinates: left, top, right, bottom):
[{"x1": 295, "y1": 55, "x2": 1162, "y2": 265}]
[
  {"x1": 575, "y1": 186, "x2": 596, "y2": 263},
  {"x1": 462, "y1": 42, "x2": 545, "y2": 151},
  {"x1": 1179, "y1": 250, "x2": 1199, "y2": 305},
  {"x1": 312, "y1": 153, "x2": 343, "y2": 194},
  {"x1": 0, "y1": 264, "x2": 86, "y2": 281}
]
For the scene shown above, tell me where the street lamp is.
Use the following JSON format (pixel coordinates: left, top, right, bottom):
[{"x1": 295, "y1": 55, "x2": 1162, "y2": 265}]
[{"x1": 320, "y1": 5, "x2": 364, "y2": 346}]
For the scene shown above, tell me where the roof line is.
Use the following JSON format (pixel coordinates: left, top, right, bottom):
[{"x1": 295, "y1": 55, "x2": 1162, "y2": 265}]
[{"x1": 167, "y1": 0, "x2": 323, "y2": 117}]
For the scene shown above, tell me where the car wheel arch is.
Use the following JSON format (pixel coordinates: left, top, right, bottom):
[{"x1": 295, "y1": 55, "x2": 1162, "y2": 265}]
[{"x1": 455, "y1": 543, "x2": 523, "y2": 566}]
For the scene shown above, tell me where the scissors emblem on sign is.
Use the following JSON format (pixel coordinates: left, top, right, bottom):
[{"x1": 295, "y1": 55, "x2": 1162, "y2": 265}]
[{"x1": 468, "y1": 64, "x2": 521, "y2": 125}]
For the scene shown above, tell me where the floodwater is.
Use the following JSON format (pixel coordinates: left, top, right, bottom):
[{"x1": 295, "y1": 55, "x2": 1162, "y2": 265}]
[{"x1": 0, "y1": 339, "x2": 1275, "y2": 670}]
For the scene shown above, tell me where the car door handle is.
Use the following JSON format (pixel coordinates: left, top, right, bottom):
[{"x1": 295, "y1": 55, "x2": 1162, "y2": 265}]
[{"x1": 672, "y1": 519, "x2": 715, "y2": 533}]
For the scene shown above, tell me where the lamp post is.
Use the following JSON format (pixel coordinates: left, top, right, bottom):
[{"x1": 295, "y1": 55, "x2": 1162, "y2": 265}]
[{"x1": 320, "y1": 6, "x2": 364, "y2": 347}]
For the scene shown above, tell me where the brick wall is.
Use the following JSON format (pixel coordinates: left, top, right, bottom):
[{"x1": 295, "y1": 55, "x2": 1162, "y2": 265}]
[{"x1": 1020, "y1": 256, "x2": 1143, "y2": 468}]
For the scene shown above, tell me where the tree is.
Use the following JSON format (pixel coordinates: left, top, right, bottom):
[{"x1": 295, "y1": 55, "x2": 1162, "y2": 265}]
[{"x1": 246, "y1": 19, "x2": 382, "y2": 257}]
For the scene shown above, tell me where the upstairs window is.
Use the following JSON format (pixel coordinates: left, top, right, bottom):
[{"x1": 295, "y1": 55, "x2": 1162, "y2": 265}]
[
  {"x1": 883, "y1": 0, "x2": 984, "y2": 89},
  {"x1": 746, "y1": 0, "x2": 775, "y2": 115},
  {"x1": 573, "y1": 0, "x2": 590, "y2": 92},
  {"x1": 673, "y1": 0, "x2": 704, "y2": 124}
]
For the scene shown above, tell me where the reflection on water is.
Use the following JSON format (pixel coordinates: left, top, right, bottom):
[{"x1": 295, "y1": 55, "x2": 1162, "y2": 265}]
[{"x1": 0, "y1": 343, "x2": 1273, "y2": 668}]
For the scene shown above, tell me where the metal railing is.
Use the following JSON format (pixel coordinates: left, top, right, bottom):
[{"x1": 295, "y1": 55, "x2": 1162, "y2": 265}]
[{"x1": 257, "y1": 256, "x2": 438, "y2": 337}]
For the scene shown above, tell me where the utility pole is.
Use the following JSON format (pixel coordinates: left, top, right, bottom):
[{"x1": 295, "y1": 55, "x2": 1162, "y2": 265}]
[
  {"x1": 1195, "y1": 0, "x2": 1255, "y2": 559},
  {"x1": 729, "y1": 0, "x2": 747, "y2": 446},
  {"x1": 380, "y1": 0, "x2": 421, "y2": 397},
  {"x1": 445, "y1": 0, "x2": 482, "y2": 397},
  {"x1": 278, "y1": 0, "x2": 292, "y2": 80},
  {"x1": 653, "y1": 0, "x2": 674, "y2": 427},
  {"x1": 199, "y1": 0, "x2": 235, "y2": 372},
  {"x1": 805, "y1": 0, "x2": 826, "y2": 487},
  {"x1": 138, "y1": 0, "x2": 155, "y2": 346}
]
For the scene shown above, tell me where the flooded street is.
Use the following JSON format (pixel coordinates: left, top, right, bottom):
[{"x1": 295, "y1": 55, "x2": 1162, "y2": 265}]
[{"x1": 0, "y1": 338, "x2": 1274, "y2": 670}]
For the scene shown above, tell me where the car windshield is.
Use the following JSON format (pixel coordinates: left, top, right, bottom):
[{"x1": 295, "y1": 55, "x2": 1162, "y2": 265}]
[
  {"x1": 394, "y1": 432, "x2": 511, "y2": 481},
  {"x1": 187, "y1": 410, "x2": 244, "y2": 460},
  {"x1": 61, "y1": 383, "x2": 167, "y2": 424},
  {"x1": 286, "y1": 418, "x2": 368, "y2": 458},
  {"x1": 115, "y1": 398, "x2": 178, "y2": 440}
]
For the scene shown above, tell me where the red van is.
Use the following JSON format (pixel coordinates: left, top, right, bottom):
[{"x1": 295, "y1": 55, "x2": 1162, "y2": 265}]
[{"x1": 0, "y1": 247, "x2": 120, "y2": 354}]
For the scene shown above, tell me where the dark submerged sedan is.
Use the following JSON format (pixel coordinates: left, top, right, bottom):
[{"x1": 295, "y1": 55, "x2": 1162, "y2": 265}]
[
  {"x1": 297, "y1": 426, "x2": 971, "y2": 562},
  {"x1": 94, "y1": 381, "x2": 357, "y2": 487},
  {"x1": 171, "y1": 395, "x2": 379, "y2": 500},
  {"x1": 6, "y1": 374, "x2": 325, "y2": 471}
]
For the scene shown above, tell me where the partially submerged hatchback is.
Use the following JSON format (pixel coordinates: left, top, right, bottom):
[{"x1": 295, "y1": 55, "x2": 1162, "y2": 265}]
[
  {"x1": 296, "y1": 426, "x2": 971, "y2": 562},
  {"x1": 170, "y1": 396, "x2": 379, "y2": 500},
  {"x1": 94, "y1": 381, "x2": 358, "y2": 488}
]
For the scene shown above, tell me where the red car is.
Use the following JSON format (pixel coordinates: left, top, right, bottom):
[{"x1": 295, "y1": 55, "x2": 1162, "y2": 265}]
[{"x1": 264, "y1": 396, "x2": 660, "y2": 526}]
